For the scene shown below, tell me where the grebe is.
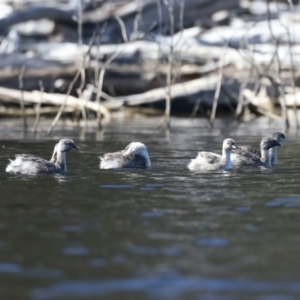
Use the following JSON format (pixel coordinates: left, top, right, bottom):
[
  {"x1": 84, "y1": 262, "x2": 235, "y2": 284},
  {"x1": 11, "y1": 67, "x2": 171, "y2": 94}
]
[
  {"x1": 100, "y1": 142, "x2": 151, "y2": 169},
  {"x1": 188, "y1": 138, "x2": 236, "y2": 171},
  {"x1": 233, "y1": 132, "x2": 287, "y2": 166},
  {"x1": 6, "y1": 139, "x2": 79, "y2": 174},
  {"x1": 231, "y1": 137, "x2": 280, "y2": 167}
]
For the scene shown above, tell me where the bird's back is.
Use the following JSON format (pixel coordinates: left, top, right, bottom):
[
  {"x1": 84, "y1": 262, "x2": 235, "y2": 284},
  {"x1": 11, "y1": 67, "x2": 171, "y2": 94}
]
[
  {"x1": 231, "y1": 149, "x2": 262, "y2": 167},
  {"x1": 188, "y1": 151, "x2": 222, "y2": 171},
  {"x1": 6, "y1": 154, "x2": 59, "y2": 174},
  {"x1": 100, "y1": 151, "x2": 147, "y2": 169},
  {"x1": 234, "y1": 146, "x2": 261, "y2": 157}
]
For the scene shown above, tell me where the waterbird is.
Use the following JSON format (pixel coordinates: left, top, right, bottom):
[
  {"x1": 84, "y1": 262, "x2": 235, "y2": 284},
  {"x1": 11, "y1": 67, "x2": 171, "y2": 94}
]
[
  {"x1": 99, "y1": 142, "x2": 151, "y2": 169},
  {"x1": 232, "y1": 132, "x2": 287, "y2": 166},
  {"x1": 6, "y1": 139, "x2": 79, "y2": 175},
  {"x1": 187, "y1": 138, "x2": 237, "y2": 171},
  {"x1": 231, "y1": 137, "x2": 280, "y2": 168}
]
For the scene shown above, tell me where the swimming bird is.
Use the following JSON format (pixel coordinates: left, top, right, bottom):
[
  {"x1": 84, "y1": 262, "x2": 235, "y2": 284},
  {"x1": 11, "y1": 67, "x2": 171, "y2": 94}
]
[
  {"x1": 99, "y1": 142, "x2": 151, "y2": 169},
  {"x1": 231, "y1": 137, "x2": 280, "y2": 168},
  {"x1": 6, "y1": 139, "x2": 79, "y2": 175},
  {"x1": 233, "y1": 132, "x2": 287, "y2": 165},
  {"x1": 188, "y1": 138, "x2": 237, "y2": 171},
  {"x1": 269, "y1": 132, "x2": 288, "y2": 165}
]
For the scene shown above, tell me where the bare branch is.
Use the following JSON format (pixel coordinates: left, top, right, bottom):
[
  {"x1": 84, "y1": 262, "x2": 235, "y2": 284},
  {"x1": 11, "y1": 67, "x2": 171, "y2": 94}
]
[
  {"x1": 48, "y1": 31, "x2": 97, "y2": 134},
  {"x1": 96, "y1": 50, "x2": 120, "y2": 129},
  {"x1": 209, "y1": 43, "x2": 228, "y2": 128},
  {"x1": 33, "y1": 80, "x2": 44, "y2": 134},
  {"x1": 18, "y1": 66, "x2": 27, "y2": 131},
  {"x1": 115, "y1": 15, "x2": 128, "y2": 43},
  {"x1": 266, "y1": 0, "x2": 289, "y2": 128}
]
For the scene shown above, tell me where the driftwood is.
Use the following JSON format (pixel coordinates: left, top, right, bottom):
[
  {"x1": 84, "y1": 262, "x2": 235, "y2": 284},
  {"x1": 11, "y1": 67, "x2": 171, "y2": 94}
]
[
  {"x1": 87, "y1": 0, "x2": 240, "y2": 42},
  {"x1": 0, "y1": 6, "x2": 75, "y2": 34},
  {"x1": 0, "y1": 40, "x2": 241, "y2": 94},
  {"x1": 0, "y1": 76, "x2": 238, "y2": 115},
  {"x1": 0, "y1": 54, "x2": 78, "y2": 91},
  {"x1": 0, "y1": 0, "x2": 240, "y2": 42},
  {"x1": 0, "y1": 71, "x2": 299, "y2": 119},
  {"x1": 0, "y1": 54, "x2": 77, "y2": 77},
  {"x1": 0, "y1": 86, "x2": 110, "y2": 120},
  {"x1": 244, "y1": 87, "x2": 300, "y2": 109},
  {"x1": 0, "y1": 105, "x2": 74, "y2": 116},
  {"x1": 0, "y1": 0, "x2": 300, "y2": 127},
  {"x1": 103, "y1": 75, "x2": 238, "y2": 110}
]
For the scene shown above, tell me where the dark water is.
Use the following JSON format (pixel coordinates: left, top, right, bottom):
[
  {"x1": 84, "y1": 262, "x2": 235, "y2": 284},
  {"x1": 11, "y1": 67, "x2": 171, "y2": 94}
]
[{"x1": 1, "y1": 117, "x2": 300, "y2": 300}]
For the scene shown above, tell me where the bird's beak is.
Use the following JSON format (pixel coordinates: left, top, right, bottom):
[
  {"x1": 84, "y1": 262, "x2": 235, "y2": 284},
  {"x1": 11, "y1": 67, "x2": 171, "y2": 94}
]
[
  {"x1": 277, "y1": 143, "x2": 281, "y2": 147},
  {"x1": 284, "y1": 137, "x2": 289, "y2": 141},
  {"x1": 232, "y1": 145, "x2": 237, "y2": 149},
  {"x1": 73, "y1": 145, "x2": 80, "y2": 149}
]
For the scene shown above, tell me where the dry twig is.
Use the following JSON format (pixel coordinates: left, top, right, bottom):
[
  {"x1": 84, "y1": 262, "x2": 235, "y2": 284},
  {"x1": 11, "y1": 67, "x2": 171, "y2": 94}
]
[
  {"x1": 48, "y1": 32, "x2": 97, "y2": 134},
  {"x1": 266, "y1": 0, "x2": 289, "y2": 128},
  {"x1": 33, "y1": 80, "x2": 44, "y2": 134},
  {"x1": 160, "y1": 0, "x2": 175, "y2": 130},
  {"x1": 209, "y1": 42, "x2": 228, "y2": 128},
  {"x1": 96, "y1": 50, "x2": 120, "y2": 129},
  {"x1": 18, "y1": 66, "x2": 27, "y2": 130}
]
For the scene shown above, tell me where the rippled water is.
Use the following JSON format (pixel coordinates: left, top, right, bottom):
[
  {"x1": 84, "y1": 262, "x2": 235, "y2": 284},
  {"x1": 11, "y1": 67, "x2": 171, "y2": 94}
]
[{"x1": 1, "y1": 117, "x2": 300, "y2": 300}]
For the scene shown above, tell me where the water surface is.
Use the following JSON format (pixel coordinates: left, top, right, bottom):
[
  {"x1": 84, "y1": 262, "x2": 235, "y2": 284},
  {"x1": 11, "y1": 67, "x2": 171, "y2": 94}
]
[{"x1": 1, "y1": 117, "x2": 300, "y2": 300}]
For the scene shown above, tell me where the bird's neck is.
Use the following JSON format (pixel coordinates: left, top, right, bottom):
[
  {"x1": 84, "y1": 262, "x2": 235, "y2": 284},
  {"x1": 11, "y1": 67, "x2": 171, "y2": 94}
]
[
  {"x1": 222, "y1": 148, "x2": 232, "y2": 169},
  {"x1": 131, "y1": 150, "x2": 151, "y2": 167},
  {"x1": 261, "y1": 149, "x2": 271, "y2": 167},
  {"x1": 270, "y1": 146, "x2": 277, "y2": 165},
  {"x1": 143, "y1": 152, "x2": 151, "y2": 167},
  {"x1": 145, "y1": 157, "x2": 151, "y2": 167},
  {"x1": 55, "y1": 151, "x2": 67, "y2": 171}
]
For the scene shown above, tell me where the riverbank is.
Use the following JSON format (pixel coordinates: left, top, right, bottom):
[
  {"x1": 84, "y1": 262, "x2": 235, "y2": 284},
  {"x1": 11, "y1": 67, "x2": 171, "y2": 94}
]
[
  {"x1": 0, "y1": 0, "x2": 300, "y2": 129},
  {"x1": 0, "y1": 113, "x2": 296, "y2": 142}
]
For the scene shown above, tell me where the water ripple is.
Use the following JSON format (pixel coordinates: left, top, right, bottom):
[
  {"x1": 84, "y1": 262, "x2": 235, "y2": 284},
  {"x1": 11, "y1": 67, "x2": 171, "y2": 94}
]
[{"x1": 30, "y1": 277, "x2": 300, "y2": 299}]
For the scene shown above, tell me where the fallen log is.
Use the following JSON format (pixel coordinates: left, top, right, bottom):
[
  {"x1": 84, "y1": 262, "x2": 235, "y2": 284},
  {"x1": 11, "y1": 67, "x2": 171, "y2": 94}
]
[
  {"x1": 0, "y1": 6, "x2": 76, "y2": 34},
  {"x1": 103, "y1": 74, "x2": 239, "y2": 110},
  {"x1": 2, "y1": 40, "x2": 242, "y2": 95},
  {"x1": 0, "y1": 105, "x2": 74, "y2": 116},
  {"x1": 0, "y1": 0, "x2": 241, "y2": 42},
  {"x1": 0, "y1": 86, "x2": 110, "y2": 120},
  {"x1": 86, "y1": 0, "x2": 240, "y2": 43},
  {"x1": 0, "y1": 53, "x2": 78, "y2": 91},
  {"x1": 0, "y1": 54, "x2": 77, "y2": 78}
]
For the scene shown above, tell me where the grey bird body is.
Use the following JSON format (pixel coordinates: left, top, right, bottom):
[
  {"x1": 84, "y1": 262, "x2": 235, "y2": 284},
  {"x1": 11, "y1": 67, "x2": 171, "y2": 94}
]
[
  {"x1": 100, "y1": 142, "x2": 151, "y2": 169},
  {"x1": 235, "y1": 146, "x2": 261, "y2": 158},
  {"x1": 188, "y1": 138, "x2": 237, "y2": 171},
  {"x1": 6, "y1": 139, "x2": 79, "y2": 175},
  {"x1": 232, "y1": 132, "x2": 287, "y2": 166},
  {"x1": 231, "y1": 137, "x2": 281, "y2": 168}
]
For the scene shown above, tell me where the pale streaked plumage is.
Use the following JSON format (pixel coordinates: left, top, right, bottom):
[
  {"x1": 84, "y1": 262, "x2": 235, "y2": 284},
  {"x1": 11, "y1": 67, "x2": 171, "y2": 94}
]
[
  {"x1": 231, "y1": 137, "x2": 281, "y2": 168},
  {"x1": 188, "y1": 138, "x2": 237, "y2": 171},
  {"x1": 6, "y1": 139, "x2": 79, "y2": 175},
  {"x1": 99, "y1": 142, "x2": 151, "y2": 169},
  {"x1": 233, "y1": 132, "x2": 287, "y2": 165}
]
